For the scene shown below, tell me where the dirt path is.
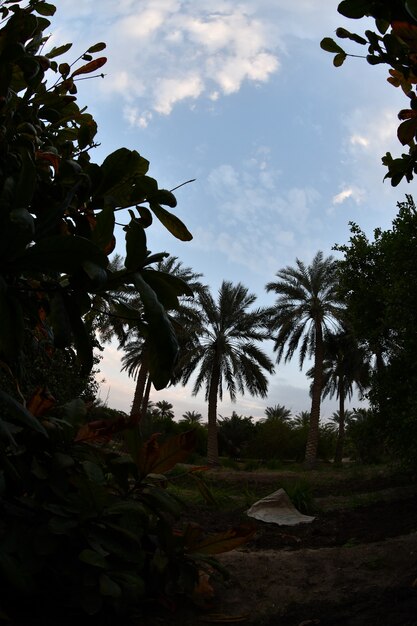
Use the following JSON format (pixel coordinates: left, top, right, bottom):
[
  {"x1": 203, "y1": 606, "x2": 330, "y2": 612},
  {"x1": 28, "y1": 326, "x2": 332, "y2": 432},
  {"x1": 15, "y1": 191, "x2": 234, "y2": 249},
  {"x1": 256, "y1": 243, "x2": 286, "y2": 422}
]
[
  {"x1": 212, "y1": 533, "x2": 417, "y2": 625},
  {"x1": 178, "y1": 472, "x2": 417, "y2": 625}
]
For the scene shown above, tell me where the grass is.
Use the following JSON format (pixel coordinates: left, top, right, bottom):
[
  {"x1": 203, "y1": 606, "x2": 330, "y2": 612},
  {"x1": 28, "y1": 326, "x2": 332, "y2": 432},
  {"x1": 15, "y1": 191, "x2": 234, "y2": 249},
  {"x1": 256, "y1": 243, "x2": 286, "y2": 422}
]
[{"x1": 166, "y1": 461, "x2": 412, "y2": 513}]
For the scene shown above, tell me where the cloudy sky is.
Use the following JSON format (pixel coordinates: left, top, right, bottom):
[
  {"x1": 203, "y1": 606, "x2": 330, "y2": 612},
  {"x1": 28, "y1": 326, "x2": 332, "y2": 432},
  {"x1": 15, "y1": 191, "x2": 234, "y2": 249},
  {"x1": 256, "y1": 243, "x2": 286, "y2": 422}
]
[{"x1": 51, "y1": 1, "x2": 410, "y2": 421}]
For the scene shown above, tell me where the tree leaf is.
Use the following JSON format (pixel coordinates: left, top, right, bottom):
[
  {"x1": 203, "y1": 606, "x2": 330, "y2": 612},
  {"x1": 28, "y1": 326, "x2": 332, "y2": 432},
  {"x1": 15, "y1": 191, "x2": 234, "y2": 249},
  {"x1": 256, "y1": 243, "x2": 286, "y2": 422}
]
[
  {"x1": 138, "y1": 430, "x2": 197, "y2": 475},
  {"x1": 151, "y1": 189, "x2": 177, "y2": 208},
  {"x1": 337, "y1": 0, "x2": 374, "y2": 19},
  {"x1": 124, "y1": 219, "x2": 147, "y2": 270},
  {"x1": 87, "y1": 42, "x2": 106, "y2": 53},
  {"x1": 79, "y1": 549, "x2": 108, "y2": 569},
  {"x1": 142, "y1": 269, "x2": 194, "y2": 310},
  {"x1": 34, "y1": 2, "x2": 56, "y2": 16},
  {"x1": 397, "y1": 118, "x2": 417, "y2": 145},
  {"x1": 0, "y1": 390, "x2": 47, "y2": 436},
  {"x1": 15, "y1": 235, "x2": 108, "y2": 273},
  {"x1": 186, "y1": 525, "x2": 256, "y2": 555},
  {"x1": 71, "y1": 57, "x2": 107, "y2": 78},
  {"x1": 92, "y1": 205, "x2": 115, "y2": 253},
  {"x1": 333, "y1": 52, "x2": 347, "y2": 67},
  {"x1": 131, "y1": 272, "x2": 179, "y2": 389},
  {"x1": 320, "y1": 37, "x2": 345, "y2": 54},
  {"x1": 46, "y1": 43, "x2": 72, "y2": 59},
  {"x1": 94, "y1": 148, "x2": 150, "y2": 207},
  {"x1": 149, "y1": 202, "x2": 192, "y2": 241},
  {"x1": 99, "y1": 574, "x2": 122, "y2": 598}
]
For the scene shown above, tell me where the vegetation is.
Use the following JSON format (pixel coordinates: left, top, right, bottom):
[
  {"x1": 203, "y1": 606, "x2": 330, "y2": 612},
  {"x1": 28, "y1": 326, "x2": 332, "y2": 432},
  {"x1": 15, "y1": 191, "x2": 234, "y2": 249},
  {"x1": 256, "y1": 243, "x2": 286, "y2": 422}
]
[
  {"x1": 322, "y1": 0, "x2": 417, "y2": 186},
  {"x1": 0, "y1": 3, "x2": 254, "y2": 623},
  {"x1": 178, "y1": 281, "x2": 274, "y2": 465},
  {"x1": 336, "y1": 197, "x2": 417, "y2": 466},
  {"x1": 266, "y1": 252, "x2": 344, "y2": 468},
  {"x1": 312, "y1": 329, "x2": 370, "y2": 464}
]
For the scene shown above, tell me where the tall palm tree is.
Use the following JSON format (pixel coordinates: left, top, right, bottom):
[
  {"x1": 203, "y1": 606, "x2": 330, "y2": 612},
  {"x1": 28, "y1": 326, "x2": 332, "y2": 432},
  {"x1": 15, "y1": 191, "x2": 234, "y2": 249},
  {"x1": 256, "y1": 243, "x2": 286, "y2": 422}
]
[
  {"x1": 319, "y1": 329, "x2": 370, "y2": 464},
  {"x1": 180, "y1": 410, "x2": 204, "y2": 425},
  {"x1": 266, "y1": 251, "x2": 344, "y2": 469},
  {"x1": 262, "y1": 404, "x2": 292, "y2": 423},
  {"x1": 179, "y1": 281, "x2": 275, "y2": 465}
]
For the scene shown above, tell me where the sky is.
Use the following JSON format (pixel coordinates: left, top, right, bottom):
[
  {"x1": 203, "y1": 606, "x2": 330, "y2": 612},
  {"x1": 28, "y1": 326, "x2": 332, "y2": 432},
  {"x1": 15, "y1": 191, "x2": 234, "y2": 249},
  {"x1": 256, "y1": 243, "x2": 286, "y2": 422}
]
[{"x1": 50, "y1": 1, "x2": 412, "y2": 422}]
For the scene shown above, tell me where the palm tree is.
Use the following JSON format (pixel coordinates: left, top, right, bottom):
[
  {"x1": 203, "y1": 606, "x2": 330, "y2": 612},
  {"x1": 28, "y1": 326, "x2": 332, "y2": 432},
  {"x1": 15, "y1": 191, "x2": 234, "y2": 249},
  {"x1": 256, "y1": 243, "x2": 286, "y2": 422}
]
[
  {"x1": 152, "y1": 400, "x2": 175, "y2": 420},
  {"x1": 179, "y1": 281, "x2": 275, "y2": 465},
  {"x1": 262, "y1": 404, "x2": 292, "y2": 423},
  {"x1": 180, "y1": 410, "x2": 203, "y2": 425},
  {"x1": 266, "y1": 251, "x2": 344, "y2": 469},
  {"x1": 293, "y1": 410, "x2": 310, "y2": 429},
  {"x1": 318, "y1": 329, "x2": 370, "y2": 464}
]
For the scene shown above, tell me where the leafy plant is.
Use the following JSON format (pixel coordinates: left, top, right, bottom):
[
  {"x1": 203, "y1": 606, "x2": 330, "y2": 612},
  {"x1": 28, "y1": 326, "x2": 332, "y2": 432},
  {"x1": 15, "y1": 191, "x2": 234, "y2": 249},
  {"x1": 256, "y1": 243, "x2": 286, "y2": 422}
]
[
  {"x1": 322, "y1": 0, "x2": 417, "y2": 186},
  {"x1": 0, "y1": 3, "x2": 255, "y2": 622}
]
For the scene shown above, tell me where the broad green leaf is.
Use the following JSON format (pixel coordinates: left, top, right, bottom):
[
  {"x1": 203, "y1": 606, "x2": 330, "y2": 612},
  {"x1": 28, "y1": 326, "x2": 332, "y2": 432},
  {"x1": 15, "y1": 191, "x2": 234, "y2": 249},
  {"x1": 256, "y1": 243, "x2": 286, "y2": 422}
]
[
  {"x1": 48, "y1": 516, "x2": 79, "y2": 534},
  {"x1": 99, "y1": 574, "x2": 122, "y2": 598},
  {"x1": 132, "y1": 272, "x2": 179, "y2": 389},
  {"x1": 82, "y1": 260, "x2": 108, "y2": 289},
  {"x1": 140, "y1": 429, "x2": 197, "y2": 475},
  {"x1": 320, "y1": 37, "x2": 345, "y2": 54},
  {"x1": 46, "y1": 43, "x2": 72, "y2": 59},
  {"x1": 186, "y1": 525, "x2": 256, "y2": 555},
  {"x1": 92, "y1": 205, "x2": 115, "y2": 253},
  {"x1": 125, "y1": 219, "x2": 147, "y2": 270},
  {"x1": 142, "y1": 269, "x2": 193, "y2": 310},
  {"x1": 90, "y1": 523, "x2": 145, "y2": 565},
  {"x1": 333, "y1": 52, "x2": 347, "y2": 67},
  {"x1": 15, "y1": 235, "x2": 108, "y2": 273},
  {"x1": 335, "y1": 28, "x2": 367, "y2": 44},
  {"x1": 149, "y1": 202, "x2": 192, "y2": 241},
  {"x1": 397, "y1": 118, "x2": 417, "y2": 145},
  {"x1": 95, "y1": 148, "x2": 149, "y2": 207},
  {"x1": 142, "y1": 484, "x2": 183, "y2": 517},
  {"x1": 106, "y1": 501, "x2": 147, "y2": 518},
  {"x1": 87, "y1": 42, "x2": 106, "y2": 53},
  {"x1": 0, "y1": 390, "x2": 47, "y2": 436},
  {"x1": 71, "y1": 57, "x2": 107, "y2": 78},
  {"x1": 337, "y1": 0, "x2": 374, "y2": 19},
  {"x1": 111, "y1": 572, "x2": 144, "y2": 599},
  {"x1": 34, "y1": 2, "x2": 56, "y2": 16},
  {"x1": 83, "y1": 461, "x2": 105, "y2": 485},
  {"x1": 152, "y1": 189, "x2": 177, "y2": 208},
  {"x1": 79, "y1": 549, "x2": 108, "y2": 569}
]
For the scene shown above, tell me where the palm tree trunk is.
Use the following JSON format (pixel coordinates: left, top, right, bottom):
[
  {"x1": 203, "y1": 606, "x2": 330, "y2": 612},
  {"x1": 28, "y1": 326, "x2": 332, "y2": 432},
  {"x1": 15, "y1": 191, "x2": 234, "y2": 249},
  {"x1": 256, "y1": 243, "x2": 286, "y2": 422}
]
[
  {"x1": 207, "y1": 362, "x2": 220, "y2": 466},
  {"x1": 129, "y1": 352, "x2": 149, "y2": 425},
  {"x1": 141, "y1": 375, "x2": 152, "y2": 415},
  {"x1": 304, "y1": 322, "x2": 324, "y2": 470},
  {"x1": 334, "y1": 377, "x2": 345, "y2": 465}
]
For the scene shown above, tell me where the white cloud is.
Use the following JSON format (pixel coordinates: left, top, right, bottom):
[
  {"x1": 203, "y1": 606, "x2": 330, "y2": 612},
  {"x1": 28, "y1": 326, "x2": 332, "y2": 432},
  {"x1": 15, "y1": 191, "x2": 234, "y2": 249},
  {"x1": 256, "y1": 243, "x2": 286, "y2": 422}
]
[
  {"x1": 332, "y1": 186, "x2": 365, "y2": 205},
  {"x1": 53, "y1": 2, "x2": 280, "y2": 124}
]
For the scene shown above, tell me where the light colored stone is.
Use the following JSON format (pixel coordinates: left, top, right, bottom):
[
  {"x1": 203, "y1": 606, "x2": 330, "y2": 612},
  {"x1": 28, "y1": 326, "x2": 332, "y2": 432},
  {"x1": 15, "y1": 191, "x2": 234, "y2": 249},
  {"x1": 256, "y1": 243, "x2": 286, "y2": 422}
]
[{"x1": 246, "y1": 488, "x2": 315, "y2": 525}]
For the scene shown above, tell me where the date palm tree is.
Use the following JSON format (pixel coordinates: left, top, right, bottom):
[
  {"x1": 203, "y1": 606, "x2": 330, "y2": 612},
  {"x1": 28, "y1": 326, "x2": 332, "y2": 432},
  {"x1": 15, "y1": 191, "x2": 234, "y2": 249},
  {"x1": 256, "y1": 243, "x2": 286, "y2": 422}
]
[
  {"x1": 180, "y1": 410, "x2": 204, "y2": 425},
  {"x1": 266, "y1": 251, "x2": 344, "y2": 469},
  {"x1": 319, "y1": 329, "x2": 370, "y2": 464},
  {"x1": 262, "y1": 404, "x2": 292, "y2": 423},
  {"x1": 179, "y1": 281, "x2": 275, "y2": 465}
]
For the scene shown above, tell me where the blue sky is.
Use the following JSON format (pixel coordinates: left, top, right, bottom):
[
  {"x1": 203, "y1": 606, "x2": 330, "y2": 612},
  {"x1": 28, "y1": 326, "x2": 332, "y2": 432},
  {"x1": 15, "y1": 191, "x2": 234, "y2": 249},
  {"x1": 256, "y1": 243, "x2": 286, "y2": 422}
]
[{"x1": 51, "y1": 1, "x2": 410, "y2": 420}]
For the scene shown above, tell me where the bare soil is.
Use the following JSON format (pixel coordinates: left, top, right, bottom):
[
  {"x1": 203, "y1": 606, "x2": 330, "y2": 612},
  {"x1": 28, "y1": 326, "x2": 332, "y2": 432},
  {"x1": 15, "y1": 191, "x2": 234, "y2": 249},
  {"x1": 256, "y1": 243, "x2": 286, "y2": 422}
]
[{"x1": 176, "y1": 468, "x2": 417, "y2": 625}]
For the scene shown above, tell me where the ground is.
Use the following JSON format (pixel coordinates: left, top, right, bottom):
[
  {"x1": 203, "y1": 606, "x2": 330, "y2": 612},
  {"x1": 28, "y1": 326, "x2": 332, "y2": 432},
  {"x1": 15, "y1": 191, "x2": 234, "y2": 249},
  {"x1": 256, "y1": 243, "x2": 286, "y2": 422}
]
[{"x1": 170, "y1": 465, "x2": 417, "y2": 625}]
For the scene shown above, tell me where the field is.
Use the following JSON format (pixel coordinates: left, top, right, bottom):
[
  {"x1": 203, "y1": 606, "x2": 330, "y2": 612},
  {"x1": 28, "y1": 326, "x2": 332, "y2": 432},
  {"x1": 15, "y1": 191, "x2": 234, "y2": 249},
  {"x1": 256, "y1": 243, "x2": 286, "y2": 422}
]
[{"x1": 163, "y1": 462, "x2": 417, "y2": 625}]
